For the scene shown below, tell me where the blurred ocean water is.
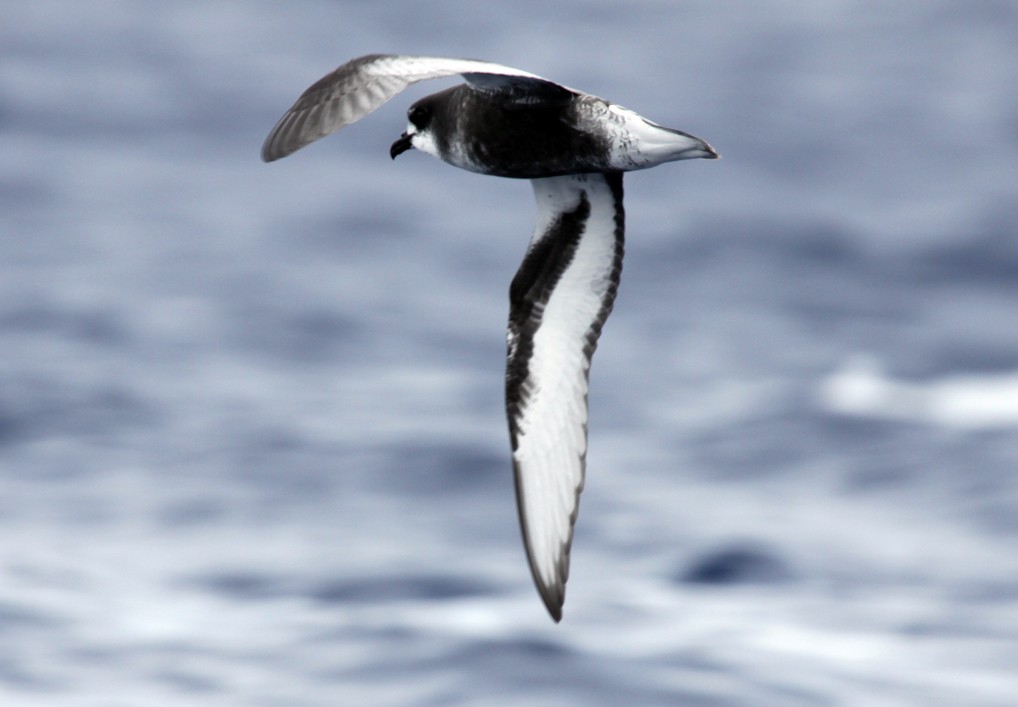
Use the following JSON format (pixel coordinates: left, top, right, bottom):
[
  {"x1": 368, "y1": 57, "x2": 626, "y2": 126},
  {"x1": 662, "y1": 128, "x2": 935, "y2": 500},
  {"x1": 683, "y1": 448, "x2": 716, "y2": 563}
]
[{"x1": 2, "y1": 1, "x2": 1017, "y2": 704}]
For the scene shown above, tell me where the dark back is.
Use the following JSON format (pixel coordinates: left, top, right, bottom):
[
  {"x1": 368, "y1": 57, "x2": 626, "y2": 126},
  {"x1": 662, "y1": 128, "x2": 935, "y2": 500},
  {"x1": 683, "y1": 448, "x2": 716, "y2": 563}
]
[{"x1": 422, "y1": 85, "x2": 612, "y2": 179}]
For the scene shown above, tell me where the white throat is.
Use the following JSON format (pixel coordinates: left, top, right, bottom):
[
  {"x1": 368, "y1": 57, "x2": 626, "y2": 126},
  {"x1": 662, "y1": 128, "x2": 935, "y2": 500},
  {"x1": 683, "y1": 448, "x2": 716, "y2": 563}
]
[{"x1": 408, "y1": 126, "x2": 441, "y2": 159}]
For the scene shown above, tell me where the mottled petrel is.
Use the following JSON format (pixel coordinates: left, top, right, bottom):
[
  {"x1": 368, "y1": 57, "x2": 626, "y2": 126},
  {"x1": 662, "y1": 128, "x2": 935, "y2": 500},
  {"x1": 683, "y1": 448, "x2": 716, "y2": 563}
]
[{"x1": 262, "y1": 54, "x2": 717, "y2": 622}]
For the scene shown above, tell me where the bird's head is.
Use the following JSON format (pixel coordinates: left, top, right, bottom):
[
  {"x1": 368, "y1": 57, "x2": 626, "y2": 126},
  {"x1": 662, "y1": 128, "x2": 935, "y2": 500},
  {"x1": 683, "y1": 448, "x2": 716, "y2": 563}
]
[{"x1": 390, "y1": 98, "x2": 440, "y2": 160}]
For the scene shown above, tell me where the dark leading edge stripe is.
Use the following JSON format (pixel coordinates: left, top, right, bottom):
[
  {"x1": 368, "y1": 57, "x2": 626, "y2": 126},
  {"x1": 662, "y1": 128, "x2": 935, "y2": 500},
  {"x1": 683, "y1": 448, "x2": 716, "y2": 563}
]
[
  {"x1": 584, "y1": 171, "x2": 625, "y2": 371},
  {"x1": 505, "y1": 191, "x2": 590, "y2": 437},
  {"x1": 505, "y1": 173, "x2": 625, "y2": 435}
]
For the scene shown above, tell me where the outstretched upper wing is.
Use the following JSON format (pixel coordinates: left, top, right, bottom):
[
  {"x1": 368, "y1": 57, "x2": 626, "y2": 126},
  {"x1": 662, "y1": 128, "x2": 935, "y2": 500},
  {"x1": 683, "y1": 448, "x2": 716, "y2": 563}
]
[
  {"x1": 261, "y1": 54, "x2": 572, "y2": 162},
  {"x1": 506, "y1": 172, "x2": 625, "y2": 622}
]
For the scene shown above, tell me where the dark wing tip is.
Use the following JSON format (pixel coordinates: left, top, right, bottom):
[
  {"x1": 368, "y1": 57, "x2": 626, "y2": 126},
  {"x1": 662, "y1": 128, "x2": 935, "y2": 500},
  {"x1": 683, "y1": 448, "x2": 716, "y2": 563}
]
[
  {"x1": 539, "y1": 584, "x2": 565, "y2": 623},
  {"x1": 513, "y1": 460, "x2": 570, "y2": 624},
  {"x1": 260, "y1": 111, "x2": 301, "y2": 162},
  {"x1": 260, "y1": 142, "x2": 279, "y2": 163},
  {"x1": 515, "y1": 476, "x2": 568, "y2": 623},
  {"x1": 524, "y1": 522, "x2": 569, "y2": 623}
]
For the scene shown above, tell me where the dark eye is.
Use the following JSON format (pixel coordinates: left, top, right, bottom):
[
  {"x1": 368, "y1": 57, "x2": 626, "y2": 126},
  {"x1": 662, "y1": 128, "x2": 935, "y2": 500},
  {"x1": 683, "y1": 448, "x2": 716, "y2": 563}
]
[{"x1": 408, "y1": 104, "x2": 431, "y2": 128}]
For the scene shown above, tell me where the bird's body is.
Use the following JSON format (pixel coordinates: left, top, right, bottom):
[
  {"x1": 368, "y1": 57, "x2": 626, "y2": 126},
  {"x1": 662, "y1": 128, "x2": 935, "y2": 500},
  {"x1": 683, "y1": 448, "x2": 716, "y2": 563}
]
[
  {"x1": 393, "y1": 84, "x2": 708, "y2": 178},
  {"x1": 262, "y1": 54, "x2": 716, "y2": 622},
  {"x1": 396, "y1": 84, "x2": 611, "y2": 177}
]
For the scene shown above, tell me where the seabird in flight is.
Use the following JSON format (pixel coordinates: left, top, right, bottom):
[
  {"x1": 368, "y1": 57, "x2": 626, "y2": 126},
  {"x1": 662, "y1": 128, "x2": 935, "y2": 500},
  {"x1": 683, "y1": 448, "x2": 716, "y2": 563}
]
[{"x1": 262, "y1": 54, "x2": 717, "y2": 622}]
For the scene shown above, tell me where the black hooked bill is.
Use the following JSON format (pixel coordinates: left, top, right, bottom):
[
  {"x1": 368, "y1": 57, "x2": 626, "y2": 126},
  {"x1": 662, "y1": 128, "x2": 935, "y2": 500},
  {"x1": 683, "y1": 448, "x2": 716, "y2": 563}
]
[{"x1": 390, "y1": 132, "x2": 413, "y2": 159}]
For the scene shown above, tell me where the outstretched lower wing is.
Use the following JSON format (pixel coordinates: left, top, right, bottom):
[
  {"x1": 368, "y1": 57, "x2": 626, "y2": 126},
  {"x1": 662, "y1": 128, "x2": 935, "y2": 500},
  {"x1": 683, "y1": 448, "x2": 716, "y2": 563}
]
[
  {"x1": 261, "y1": 54, "x2": 571, "y2": 162},
  {"x1": 506, "y1": 172, "x2": 625, "y2": 622}
]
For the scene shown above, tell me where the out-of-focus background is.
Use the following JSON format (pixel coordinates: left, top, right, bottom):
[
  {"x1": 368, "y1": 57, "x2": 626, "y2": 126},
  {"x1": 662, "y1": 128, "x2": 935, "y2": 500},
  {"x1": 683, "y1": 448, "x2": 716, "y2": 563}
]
[{"x1": 2, "y1": 1, "x2": 1017, "y2": 705}]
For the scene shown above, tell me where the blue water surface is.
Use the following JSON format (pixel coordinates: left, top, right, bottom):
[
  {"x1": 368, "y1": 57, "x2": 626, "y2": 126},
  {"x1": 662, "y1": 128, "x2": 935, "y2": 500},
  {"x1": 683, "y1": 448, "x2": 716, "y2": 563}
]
[{"x1": 2, "y1": 2, "x2": 1017, "y2": 705}]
